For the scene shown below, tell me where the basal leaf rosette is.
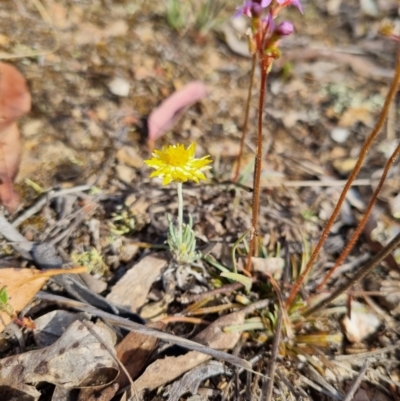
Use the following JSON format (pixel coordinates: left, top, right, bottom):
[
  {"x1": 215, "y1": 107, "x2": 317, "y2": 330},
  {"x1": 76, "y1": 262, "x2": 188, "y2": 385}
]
[{"x1": 144, "y1": 143, "x2": 212, "y2": 185}]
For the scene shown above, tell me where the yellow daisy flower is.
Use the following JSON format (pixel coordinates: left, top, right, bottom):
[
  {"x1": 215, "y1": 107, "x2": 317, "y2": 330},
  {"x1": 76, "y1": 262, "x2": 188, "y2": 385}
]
[{"x1": 145, "y1": 143, "x2": 212, "y2": 185}]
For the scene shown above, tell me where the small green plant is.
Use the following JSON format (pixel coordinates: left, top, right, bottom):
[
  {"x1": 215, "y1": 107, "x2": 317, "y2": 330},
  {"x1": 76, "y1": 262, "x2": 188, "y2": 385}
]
[
  {"x1": 165, "y1": 0, "x2": 227, "y2": 35},
  {"x1": 109, "y1": 206, "x2": 136, "y2": 236},
  {"x1": 71, "y1": 248, "x2": 108, "y2": 275},
  {"x1": 0, "y1": 286, "x2": 13, "y2": 316},
  {"x1": 145, "y1": 143, "x2": 212, "y2": 264},
  {"x1": 165, "y1": 0, "x2": 190, "y2": 31}
]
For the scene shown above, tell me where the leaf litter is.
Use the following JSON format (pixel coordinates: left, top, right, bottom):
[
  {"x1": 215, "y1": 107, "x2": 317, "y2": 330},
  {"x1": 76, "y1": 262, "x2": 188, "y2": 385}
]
[{"x1": 0, "y1": 0, "x2": 399, "y2": 400}]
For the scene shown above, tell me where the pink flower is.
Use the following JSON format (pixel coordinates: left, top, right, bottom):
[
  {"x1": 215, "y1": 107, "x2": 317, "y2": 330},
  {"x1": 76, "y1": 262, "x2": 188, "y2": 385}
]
[
  {"x1": 277, "y1": 0, "x2": 303, "y2": 14},
  {"x1": 235, "y1": 0, "x2": 272, "y2": 18}
]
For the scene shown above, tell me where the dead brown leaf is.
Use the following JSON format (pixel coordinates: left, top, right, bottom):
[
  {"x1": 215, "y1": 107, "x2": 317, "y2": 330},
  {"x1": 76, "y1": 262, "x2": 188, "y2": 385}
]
[
  {"x1": 115, "y1": 321, "x2": 165, "y2": 388},
  {"x1": 0, "y1": 266, "x2": 86, "y2": 333}
]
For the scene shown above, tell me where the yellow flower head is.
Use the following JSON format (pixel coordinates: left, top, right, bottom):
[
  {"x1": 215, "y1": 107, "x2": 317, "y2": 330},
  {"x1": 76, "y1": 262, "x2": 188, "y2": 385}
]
[{"x1": 145, "y1": 143, "x2": 212, "y2": 185}]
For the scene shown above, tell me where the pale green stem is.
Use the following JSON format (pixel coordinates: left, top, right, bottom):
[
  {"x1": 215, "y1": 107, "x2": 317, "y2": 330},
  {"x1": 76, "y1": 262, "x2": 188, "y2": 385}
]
[{"x1": 177, "y1": 182, "x2": 183, "y2": 246}]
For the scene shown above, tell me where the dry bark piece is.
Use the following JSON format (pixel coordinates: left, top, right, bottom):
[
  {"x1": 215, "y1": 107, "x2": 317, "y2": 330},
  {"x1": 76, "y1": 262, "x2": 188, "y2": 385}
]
[
  {"x1": 0, "y1": 320, "x2": 119, "y2": 401},
  {"x1": 147, "y1": 81, "x2": 207, "y2": 149},
  {"x1": 0, "y1": 62, "x2": 31, "y2": 212},
  {"x1": 0, "y1": 266, "x2": 86, "y2": 333},
  {"x1": 106, "y1": 252, "x2": 168, "y2": 312},
  {"x1": 133, "y1": 310, "x2": 245, "y2": 394}
]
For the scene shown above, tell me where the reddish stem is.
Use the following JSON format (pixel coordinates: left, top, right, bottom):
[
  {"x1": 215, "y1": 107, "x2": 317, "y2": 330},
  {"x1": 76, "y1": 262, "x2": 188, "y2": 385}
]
[
  {"x1": 233, "y1": 54, "x2": 257, "y2": 181},
  {"x1": 285, "y1": 46, "x2": 400, "y2": 308},
  {"x1": 245, "y1": 56, "x2": 270, "y2": 272}
]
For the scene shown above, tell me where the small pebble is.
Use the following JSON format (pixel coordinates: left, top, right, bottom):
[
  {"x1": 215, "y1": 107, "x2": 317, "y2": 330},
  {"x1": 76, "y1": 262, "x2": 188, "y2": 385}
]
[
  {"x1": 330, "y1": 127, "x2": 350, "y2": 143},
  {"x1": 108, "y1": 76, "x2": 130, "y2": 97}
]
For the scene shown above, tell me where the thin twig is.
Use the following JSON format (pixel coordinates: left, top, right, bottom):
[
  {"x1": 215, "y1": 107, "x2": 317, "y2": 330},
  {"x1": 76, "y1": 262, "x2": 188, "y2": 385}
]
[
  {"x1": 12, "y1": 185, "x2": 92, "y2": 228},
  {"x1": 265, "y1": 307, "x2": 283, "y2": 401},
  {"x1": 35, "y1": 291, "x2": 253, "y2": 372},
  {"x1": 343, "y1": 359, "x2": 369, "y2": 401},
  {"x1": 181, "y1": 282, "x2": 244, "y2": 304},
  {"x1": 81, "y1": 320, "x2": 138, "y2": 394}
]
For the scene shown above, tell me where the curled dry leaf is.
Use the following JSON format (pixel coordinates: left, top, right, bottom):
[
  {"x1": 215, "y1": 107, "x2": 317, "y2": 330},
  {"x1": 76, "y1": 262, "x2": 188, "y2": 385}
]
[
  {"x1": 0, "y1": 266, "x2": 86, "y2": 333},
  {"x1": 147, "y1": 81, "x2": 207, "y2": 150},
  {"x1": 0, "y1": 320, "x2": 119, "y2": 401},
  {"x1": 0, "y1": 62, "x2": 31, "y2": 212}
]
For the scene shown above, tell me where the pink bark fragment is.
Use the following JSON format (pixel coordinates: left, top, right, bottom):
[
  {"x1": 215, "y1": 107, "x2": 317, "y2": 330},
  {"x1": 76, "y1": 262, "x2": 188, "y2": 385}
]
[
  {"x1": 0, "y1": 62, "x2": 31, "y2": 212},
  {"x1": 147, "y1": 81, "x2": 207, "y2": 150}
]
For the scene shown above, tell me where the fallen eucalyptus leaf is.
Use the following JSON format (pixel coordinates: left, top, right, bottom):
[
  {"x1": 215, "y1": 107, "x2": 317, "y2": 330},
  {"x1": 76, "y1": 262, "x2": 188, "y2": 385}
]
[{"x1": 0, "y1": 266, "x2": 86, "y2": 333}]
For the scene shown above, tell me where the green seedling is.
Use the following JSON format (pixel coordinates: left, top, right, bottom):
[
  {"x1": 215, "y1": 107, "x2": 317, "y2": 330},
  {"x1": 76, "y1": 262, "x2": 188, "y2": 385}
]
[{"x1": 0, "y1": 286, "x2": 14, "y2": 317}]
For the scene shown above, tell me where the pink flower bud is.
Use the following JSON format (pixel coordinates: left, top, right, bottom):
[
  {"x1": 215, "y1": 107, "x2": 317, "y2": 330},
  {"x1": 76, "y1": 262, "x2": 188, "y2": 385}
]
[{"x1": 275, "y1": 21, "x2": 294, "y2": 36}]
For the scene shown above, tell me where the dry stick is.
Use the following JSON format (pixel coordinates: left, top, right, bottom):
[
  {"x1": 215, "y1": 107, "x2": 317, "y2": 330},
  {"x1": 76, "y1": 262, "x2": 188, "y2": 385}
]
[
  {"x1": 35, "y1": 291, "x2": 252, "y2": 372},
  {"x1": 303, "y1": 230, "x2": 400, "y2": 317},
  {"x1": 343, "y1": 359, "x2": 369, "y2": 401},
  {"x1": 233, "y1": 54, "x2": 257, "y2": 181},
  {"x1": 316, "y1": 140, "x2": 400, "y2": 291},
  {"x1": 246, "y1": 57, "x2": 270, "y2": 271},
  {"x1": 81, "y1": 320, "x2": 139, "y2": 398},
  {"x1": 265, "y1": 307, "x2": 283, "y2": 401},
  {"x1": 285, "y1": 46, "x2": 400, "y2": 308}
]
